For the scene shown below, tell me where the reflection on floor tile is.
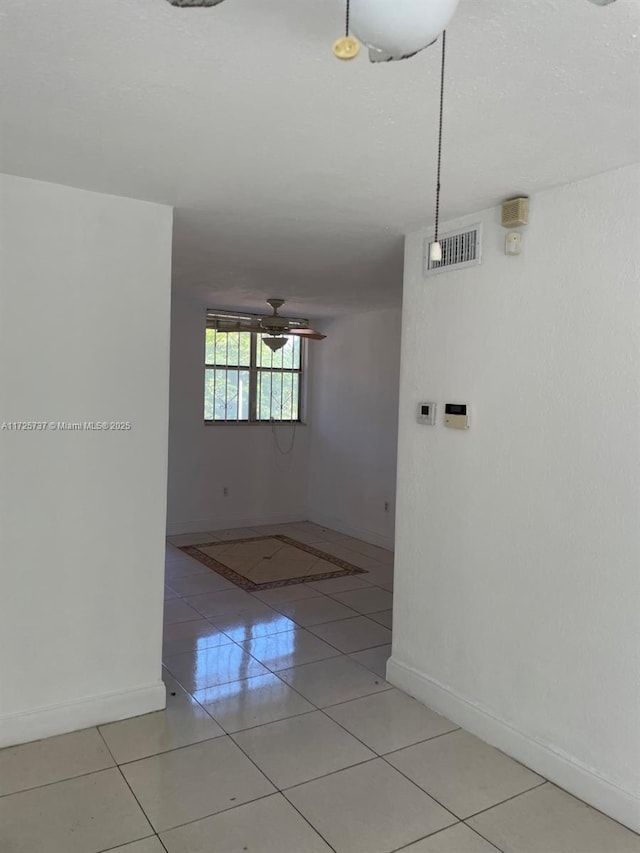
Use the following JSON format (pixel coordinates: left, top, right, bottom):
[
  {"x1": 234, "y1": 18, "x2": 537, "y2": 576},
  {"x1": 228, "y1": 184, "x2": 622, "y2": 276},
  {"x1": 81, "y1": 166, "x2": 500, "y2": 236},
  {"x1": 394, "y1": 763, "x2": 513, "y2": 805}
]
[
  {"x1": 286, "y1": 758, "x2": 456, "y2": 853},
  {"x1": 0, "y1": 726, "x2": 113, "y2": 797},
  {"x1": 232, "y1": 710, "x2": 374, "y2": 789},
  {"x1": 160, "y1": 793, "x2": 333, "y2": 853},
  {"x1": 468, "y1": 783, "x2": 640, "y2": 853},
  {"x1": 325, "y1": 688, "x2": 458, "y2": 755},
  {"x1": 278, "y1": 655, "x2": 390, "y2": 708},
  {"x1": 194, "y1": 672, "x2": 314, "y2": 733},
  {"x1": 401, "y1": 823, "x2": 501, "y2": 852},
  {"x1": 163, "y1": 644, "x2": 269, "y2": 692},
  {"x1": 387, "y1": 729, "x2": 544, "y2": 818},
  {"x1": 238, "y1": 627, "x2": 341, "y2": 671},
  {"x1": 209, "y1": 608, "x2": 297, "y2": 641},
  {"x1": 121, "y1": 737, "x2": 275, "y2": 832},
  {"x1": 162, "y1": 618, "x2": 234, "y2": 657},
  {"x1": 0, "y1": 768, "x2": 152, "y2": 853}
]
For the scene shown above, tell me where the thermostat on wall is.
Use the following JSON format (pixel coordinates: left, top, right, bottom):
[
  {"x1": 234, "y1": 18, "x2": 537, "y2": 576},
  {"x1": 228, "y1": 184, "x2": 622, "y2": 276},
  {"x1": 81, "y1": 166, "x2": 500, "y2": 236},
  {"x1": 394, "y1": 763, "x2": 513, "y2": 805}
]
[
  {"x1": 444, "y1": 403, "x2": 470, "y2": 430},
  {"x1": 417, "y1": 402, "x2": 436, "y2": 425}
]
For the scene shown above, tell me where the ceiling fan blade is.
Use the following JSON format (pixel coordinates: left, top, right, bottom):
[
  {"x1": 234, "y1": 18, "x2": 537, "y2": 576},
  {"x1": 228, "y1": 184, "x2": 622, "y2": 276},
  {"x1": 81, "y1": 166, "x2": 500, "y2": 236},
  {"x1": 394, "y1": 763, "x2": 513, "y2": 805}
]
[{"x1": 289, "y1": 329, "x2": 326, "y2": 340}]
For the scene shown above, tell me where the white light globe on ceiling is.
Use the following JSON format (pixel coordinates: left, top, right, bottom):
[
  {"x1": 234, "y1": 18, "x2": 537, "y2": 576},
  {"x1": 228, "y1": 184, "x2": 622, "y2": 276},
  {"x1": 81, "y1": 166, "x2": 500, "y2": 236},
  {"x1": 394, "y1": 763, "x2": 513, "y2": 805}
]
[{"x1": 350, "y1": 0, "x2": 460, "y2": 58}]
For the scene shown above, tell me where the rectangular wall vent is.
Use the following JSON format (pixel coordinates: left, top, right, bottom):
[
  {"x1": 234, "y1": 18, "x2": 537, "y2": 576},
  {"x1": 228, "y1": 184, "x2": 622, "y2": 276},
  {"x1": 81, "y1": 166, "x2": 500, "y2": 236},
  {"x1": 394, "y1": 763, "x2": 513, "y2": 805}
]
[{"x1": 424, "y1": 224, "x2": 482, "y2": 277}]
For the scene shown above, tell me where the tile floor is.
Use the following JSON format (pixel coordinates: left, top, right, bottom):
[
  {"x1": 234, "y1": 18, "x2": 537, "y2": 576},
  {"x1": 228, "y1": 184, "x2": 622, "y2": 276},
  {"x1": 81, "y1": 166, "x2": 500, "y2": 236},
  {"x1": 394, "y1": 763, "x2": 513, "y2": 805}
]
[{"x1": 1, "y1": 521, "x2": 638, "y2": 853}]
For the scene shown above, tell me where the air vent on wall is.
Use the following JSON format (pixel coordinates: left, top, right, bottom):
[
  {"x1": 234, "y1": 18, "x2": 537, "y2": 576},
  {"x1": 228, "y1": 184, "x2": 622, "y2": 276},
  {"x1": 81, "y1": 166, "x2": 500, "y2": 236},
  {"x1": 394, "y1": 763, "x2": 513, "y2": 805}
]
[{"x1": 425, "y1": 224, "x2": 482, "y2": 276}]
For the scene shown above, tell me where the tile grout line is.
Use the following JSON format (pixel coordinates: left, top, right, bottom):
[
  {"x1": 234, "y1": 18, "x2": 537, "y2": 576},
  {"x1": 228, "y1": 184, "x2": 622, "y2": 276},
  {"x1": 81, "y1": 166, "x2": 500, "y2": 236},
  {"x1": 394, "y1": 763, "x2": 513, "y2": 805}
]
[
  {"x1": 95, "y1": 727, "x2": 160, "y2": 848},
  {"x1": 461, "y1": 778, "x2": 549, "y2": 822},
  {"x1": 0, "y1": 761, "x2": 118, "y2": 800}
]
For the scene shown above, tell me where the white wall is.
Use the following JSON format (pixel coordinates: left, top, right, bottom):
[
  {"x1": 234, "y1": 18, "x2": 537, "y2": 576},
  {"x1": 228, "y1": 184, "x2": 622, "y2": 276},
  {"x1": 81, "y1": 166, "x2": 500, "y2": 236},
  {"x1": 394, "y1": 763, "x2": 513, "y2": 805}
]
[
  {"x1": 308, "y1": 308, "x2": 402, "y2": 549},
  {"x1": 388, "y1": 165, "x2": 640, "y2": 831},
  {"x1": 0, "y1": 174, "x2": 173, "y2": 746},
  {"x1": 167, "y1": 289, "x2": 309, "y2": 534}
]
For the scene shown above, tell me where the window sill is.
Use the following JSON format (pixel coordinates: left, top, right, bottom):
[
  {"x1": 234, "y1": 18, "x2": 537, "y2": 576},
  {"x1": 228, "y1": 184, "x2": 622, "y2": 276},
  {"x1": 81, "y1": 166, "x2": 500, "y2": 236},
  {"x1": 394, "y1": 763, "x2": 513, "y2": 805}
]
[{"x1": 203, "y1": 420, "x2": 306, "y2": 427}]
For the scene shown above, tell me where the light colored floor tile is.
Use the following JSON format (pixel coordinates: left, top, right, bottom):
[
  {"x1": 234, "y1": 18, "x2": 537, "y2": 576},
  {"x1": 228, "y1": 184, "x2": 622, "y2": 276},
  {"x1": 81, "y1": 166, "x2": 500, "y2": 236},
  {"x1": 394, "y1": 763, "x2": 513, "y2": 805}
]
[
  {"x1": 274, "y1": 596, "x2": 358, "y2": 626},
  {"x1": 0, "y1": 726, "x2": 114, "y2": 797},
  {"x1": 163, "y1": 598, "x2": 202, "y2": 625},
  {"x1": 195, "y1": 672, "x2": 314, "y2": 733},
  {"x1": 209, "y1": 527, "x2": 266, "y2": 540},
  {"x1": 165, "y1": 559, "x2": 212, "y2": 582},
  {"x1": 0, "y1": 767, "x2": 151, "y2": 853},
  {"x1": 233, "y1": 710, "x2": 374, "y2": 789},
  {"x1": 278, "y1": 655, "x2": 390, "y2": 707},
  {"x1": 161, "y1": 793, "x2": 333, "y2": 853},
  {"x1": 252, "y1": 584, "x2": 323, "y2": 604},
  {"x1": 99, "y1": 683, "x2": 224, "y2": 763},
  {"x1": 368, "y1": 609, "x2": 393, "y2": 628},
  {"x1": 362, "y1": 566, "x2": 394, "y2": 590},
  {"x1": 308, "y1": 574, "x2": 373, "y2": 593},
  {"x1": 341, "y1": 539, "x2": 394, "y2": 563},
  {"x1": 107, "y1": 837, "x2": 166, "y2": 853},
  {"x1": 325, "y1": 688, "x2": 459, "y2": 755},
  {"x1": 251, "y1": 523, "x2": 305, "y2": 536},
  {"x1": 349, "y1": 644, "x2": 392, "y2": 678},
  {"x1": 286, "y1": 758, "x2": 456, "y2": 853},
  {"x1": 165, "y1": 571, "x2": 236, "y2": 596},
  {"x1": 209, "y1": 607, "x2": 298, "y2": 641},
  {"x1": 164, "y1": 584, "x2": 179, "y2": 600},
  {"x1": 163, "y1": 644, "x2": 270, "y2": 692},
  {"x1": 162, "y1": 618, "x2": 234, "y2": 657},
  {"x1": 468, "y1": 783, "x2": 640, "y2": 853},
  {"x1": 308, "y1": 615, "x2": 392, "y2": 653},
  {"x1": 167, "y1": 533, "x2": 218, "y2": 546},
  {"x1": 401, "y1": 823, "x2": 500, "y2": 852},
  {"x1": 121, "y1": 737, "x2": 275, "y2": 833},
  {"x1": 314, "y1": 541, "x2": 370, "y2": 562},
  {"x1": 387, "y1": 729, "x2": 544, "y2": 819},
  {"x1": 329, "y1": 586, "x2": 394, "y2": 614},
  {"x1": 289, "y1": 521, "x2": 347, "y2": 542},
  {"x1": 238, "y1": 628, "x2": 341, "y2": 671},
  {"x1": 184, "y1": 588, "x2": 270, "y2": 619}
]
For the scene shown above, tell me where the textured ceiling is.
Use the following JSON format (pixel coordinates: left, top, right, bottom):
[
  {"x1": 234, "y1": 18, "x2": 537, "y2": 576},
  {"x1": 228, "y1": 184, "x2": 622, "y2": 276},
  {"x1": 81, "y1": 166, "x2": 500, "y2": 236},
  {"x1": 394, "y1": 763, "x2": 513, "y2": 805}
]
[{"x1": 1, "y1": 0, "x2": 638, "y2": 316}]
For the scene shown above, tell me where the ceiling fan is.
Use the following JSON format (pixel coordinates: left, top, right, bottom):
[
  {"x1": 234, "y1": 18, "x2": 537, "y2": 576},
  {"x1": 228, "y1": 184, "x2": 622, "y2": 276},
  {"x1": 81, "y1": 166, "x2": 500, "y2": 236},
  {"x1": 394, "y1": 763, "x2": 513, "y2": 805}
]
[{"x1": 207, "y1": 299, "x2": 326, "y2": 352}]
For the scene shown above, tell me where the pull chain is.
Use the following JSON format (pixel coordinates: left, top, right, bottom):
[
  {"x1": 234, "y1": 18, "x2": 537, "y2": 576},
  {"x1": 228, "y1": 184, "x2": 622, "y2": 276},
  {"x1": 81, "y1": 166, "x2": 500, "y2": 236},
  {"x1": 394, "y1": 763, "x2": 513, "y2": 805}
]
[
  {"x1": 431, "y1": 31, "x2": 447, "y2": 263},
  {"x1": 333, "y1": 0, "x2": 360, "y2": 60}
]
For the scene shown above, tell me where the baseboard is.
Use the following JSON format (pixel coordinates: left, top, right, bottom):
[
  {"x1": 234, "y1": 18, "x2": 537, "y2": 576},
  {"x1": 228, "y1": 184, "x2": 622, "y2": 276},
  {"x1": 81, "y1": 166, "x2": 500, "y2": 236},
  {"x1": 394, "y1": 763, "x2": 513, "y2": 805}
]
[
  {"x1": 307, "y1": 509, "x2": 395, "y2": 551},
  {"x1": 166, "y1": 510, "x2": 308, "y2": 536},
  {"x1": 0, "y1": 681, "x2": 166, "y2": 748},
  {"x1": 386, "y1": 657, "x2": 640, "y2": 834}
]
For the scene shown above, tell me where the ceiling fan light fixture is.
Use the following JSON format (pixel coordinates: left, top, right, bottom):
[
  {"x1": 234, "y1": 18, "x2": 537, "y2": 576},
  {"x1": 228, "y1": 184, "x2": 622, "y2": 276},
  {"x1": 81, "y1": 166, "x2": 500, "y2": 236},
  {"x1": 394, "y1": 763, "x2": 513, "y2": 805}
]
[
  {"x1": 350, "y1": 0, "x2": 459, "y2": 59},
  {"x1": 262, "y1": 336, "x2": 288, "y2": 352}
]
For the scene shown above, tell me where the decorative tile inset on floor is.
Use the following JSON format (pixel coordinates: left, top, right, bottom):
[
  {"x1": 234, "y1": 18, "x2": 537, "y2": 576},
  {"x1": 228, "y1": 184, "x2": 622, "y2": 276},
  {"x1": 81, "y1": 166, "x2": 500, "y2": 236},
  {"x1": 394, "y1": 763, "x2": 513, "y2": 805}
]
[{"x1": 178, "y1": 535, "x2": 367, "y2": 591}]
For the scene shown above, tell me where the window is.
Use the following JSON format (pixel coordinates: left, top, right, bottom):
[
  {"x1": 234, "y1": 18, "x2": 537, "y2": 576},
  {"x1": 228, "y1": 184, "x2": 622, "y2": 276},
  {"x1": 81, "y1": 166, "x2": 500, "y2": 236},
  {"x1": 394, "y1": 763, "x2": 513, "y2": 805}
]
[{"x1": 204, "y1": 326, "x2": 303, "y2": 423}]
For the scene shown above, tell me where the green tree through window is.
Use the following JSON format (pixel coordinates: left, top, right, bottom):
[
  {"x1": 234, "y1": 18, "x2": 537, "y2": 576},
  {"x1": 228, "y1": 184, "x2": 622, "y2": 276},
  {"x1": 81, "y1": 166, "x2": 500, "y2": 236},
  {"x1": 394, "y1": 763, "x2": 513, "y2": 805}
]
[{"x1": 204, "y1": 328, "x2": 302, "y2": 422}]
